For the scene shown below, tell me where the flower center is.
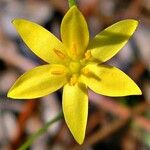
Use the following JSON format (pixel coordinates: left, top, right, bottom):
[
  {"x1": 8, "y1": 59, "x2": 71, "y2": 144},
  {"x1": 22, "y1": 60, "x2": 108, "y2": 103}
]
[
  {"x1": 67, "y1": 50, "x2": 92, "y2": 86},
  {"x1": 69, "y1": 61, "x2": 81, "y2": 74},
  {"x1": 68, "y1": 61, "x2": 81, "y2": 86}
]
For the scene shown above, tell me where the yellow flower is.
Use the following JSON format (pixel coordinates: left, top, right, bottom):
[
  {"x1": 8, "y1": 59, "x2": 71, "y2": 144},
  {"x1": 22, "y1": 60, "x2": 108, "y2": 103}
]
[{"x1": 8, "y1": 6, "x2": 142, "y2": 144}]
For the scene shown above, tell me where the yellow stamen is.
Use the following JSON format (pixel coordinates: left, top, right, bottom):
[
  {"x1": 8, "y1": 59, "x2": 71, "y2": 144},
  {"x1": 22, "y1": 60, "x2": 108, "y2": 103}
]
[
  {"x1": 69, "y1": 75, "x2": 78, "y2": 86},
  {"x1": 51, "y1": 69, "x2": 64, "y2": 75},
  {"x1": 85, "y1": 50, "x2": 92, "y2": 60},
  {"x1": 82, "y1": 68, "x2": 91, "y2": 76},
  {"x1": 71, "y1": 43, "x2": 78, "y2": 57},
  {"x1": 53, "y1": 48, "x2": 66, "y2": 59}
]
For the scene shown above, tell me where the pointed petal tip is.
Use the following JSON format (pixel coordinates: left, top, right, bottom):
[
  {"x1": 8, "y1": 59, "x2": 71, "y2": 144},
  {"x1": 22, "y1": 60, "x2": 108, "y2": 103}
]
[
  {"x1": 11, "y1": 18, "x2": 27, "y2": 26},
  {"x1": 134, "y1": 19, "x2": 139, "y2": 25},
  {"x1": 7, "y1": 91, "x2": 11, "y2": 98},
  {"x1": 76, "y1": 138, "x2": 84, "y2": 145},
  {"x1": 7, "y1": 90, "x2": 15, "y2": 99},
  {"x1": 11, "y1": 18, "x2": 19, "y2": 25},
  {"x1": 128, "y1": 19, "x2": 138, "y2": 23},
  {"x1": 71, "y1": 130, "x2": 85, "y2": 145},
  {"x1": 124, "y1": 19, "x2": 139, "y2": 30},
  {"x1": 70, "y1": 5, "x2": 81, "y2": 14},
  {"x1": 65, "y1": 117, "x2": 86, "y2": 145},
  {"x1": 70, "y1": 5, "x2": 77, "y2": 9},
  {"x1": 131, "y1": 19, "x2": 139, "y2": 28},
  {"x1": 11, "y1": 19, "x2": 15, "y2": 24},
  {"x1": 119, "y1": 85, "x2": 142, "y2": 97},
  {"x1": 131, "y1": 82, "x2": 142, "y2": 96},
  {"x1": 7, "y1": 88, "x2": 17, "y2": 99},
  {"x1": 121, "y1": 19, "x2": 138, "y2": 25},
  {"x1": 7, "y1": 86, "x2": 12, "y2": 96},
  {"x1": 65, "y1": 116, "x2": 85, "y2": 145},
  {"x1": 134, "y1": 87, "x2": 142, "y2": 95},
  {"x1": 11, "y1": 18, "x2": 21, "y2": 28}
]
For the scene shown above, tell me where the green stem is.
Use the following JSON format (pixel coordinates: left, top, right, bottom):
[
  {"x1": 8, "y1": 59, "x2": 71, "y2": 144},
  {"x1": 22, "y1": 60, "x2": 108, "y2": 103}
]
[
  {"x1": 68, "y1": 0, "x2": 76, "y2": 8},
  {"x1": 18, "y1": 111, "x2": 63, "y2": 150}
]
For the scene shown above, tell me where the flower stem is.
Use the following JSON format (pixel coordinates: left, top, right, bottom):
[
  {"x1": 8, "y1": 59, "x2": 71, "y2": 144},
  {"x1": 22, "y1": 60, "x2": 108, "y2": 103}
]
[
  {"x1": 68, "y1": 0, "x2": 76, "y2": 8},
  {"x1": 18, "y1": 111, "x2": 63, "y2": 150}
]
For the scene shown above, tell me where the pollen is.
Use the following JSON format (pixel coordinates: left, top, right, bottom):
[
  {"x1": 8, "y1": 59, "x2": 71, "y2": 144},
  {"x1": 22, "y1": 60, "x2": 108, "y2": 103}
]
[
  {"x1": 71, "y1": 43, "x2": 78, "y2": 57},
  {"x1": 69, "y1": 74, "x2": 78, "y2": 86},
  {"x1": 51, "y1": 69, "x2": 65, "y2": 75},
  {"x1": 53, "y1": 48, "x2": 66, "y2": 59},
  {"x1": 85, "y1": 50, "x2": 92, "y2": 60},
  {"x1": 82, "y1": 68, "x2": 91, "y2": 76}
]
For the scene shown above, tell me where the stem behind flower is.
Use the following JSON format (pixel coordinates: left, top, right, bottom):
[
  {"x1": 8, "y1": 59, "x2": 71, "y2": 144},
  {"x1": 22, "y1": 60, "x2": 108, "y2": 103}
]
[{"x1": 68, "y1": 0, "x2": 76, "y2": 8}]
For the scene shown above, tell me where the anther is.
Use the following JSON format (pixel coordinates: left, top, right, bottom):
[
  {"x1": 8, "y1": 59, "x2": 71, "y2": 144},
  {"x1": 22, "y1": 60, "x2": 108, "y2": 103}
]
[
  {"x1": 71, "y1": 43, "x2": 78, "y2": 57},
  {"x1": 85, "y1": 50, "x2": 92, "y2": 60},
  {"x1": 82, "y1": 68, "x2": 89, "y2": 75},
  {"x1": 53, "y1": 48, "x2": 66, "y2": 59},
  {"x1": 82, "y1": 68, "x2": 92, "y2": 76},
  {"x1": 69, "y1": 75, "x2": 78, "y2": 86},
  {"x1": 51, "y1": 69, "x2": 64, "y2": 75}
]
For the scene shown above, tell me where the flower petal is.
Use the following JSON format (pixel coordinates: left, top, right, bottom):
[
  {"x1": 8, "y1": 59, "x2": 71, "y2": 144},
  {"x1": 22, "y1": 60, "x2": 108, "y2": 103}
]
[
  {"x1": 61, "y1": 6, "x2": 89, "y2": 59},
  {"x1": 88, "y1": 20, "x2": 138, "y2": 62},
  {"x1": 12, "y1": 19, "x2": 67, "y2": 64},
  {"x1": 8, "y1": 64, "x2": 68, "y2": 99},
  {"x1": 81, "y1": 63, "x2": 142, "y2": 96},
  {"x1": 62, "y1": 83, "x2": 88, "y2": 144}
]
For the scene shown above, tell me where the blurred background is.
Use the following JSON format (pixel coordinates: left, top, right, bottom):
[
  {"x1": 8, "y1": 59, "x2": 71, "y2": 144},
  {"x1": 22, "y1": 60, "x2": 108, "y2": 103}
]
[{"x1": 0, "y1": 0, "x2": 150, "y2": 150}]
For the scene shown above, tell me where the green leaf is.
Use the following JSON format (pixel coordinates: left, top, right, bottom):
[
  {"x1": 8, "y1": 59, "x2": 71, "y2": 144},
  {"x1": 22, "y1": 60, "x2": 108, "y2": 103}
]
[{"x1": 18, "y1": 112, "x2": 63, "y2": 150}]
